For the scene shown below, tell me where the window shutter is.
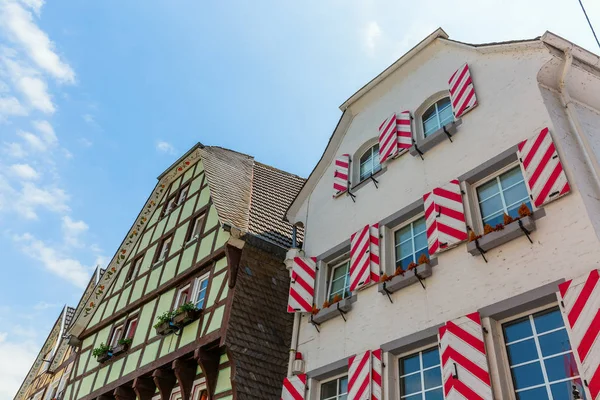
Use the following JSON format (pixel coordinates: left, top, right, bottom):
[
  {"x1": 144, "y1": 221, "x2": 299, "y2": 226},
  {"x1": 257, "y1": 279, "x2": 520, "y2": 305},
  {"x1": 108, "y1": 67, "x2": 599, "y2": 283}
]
[
  {"x1": 369, "y1": 223, "x2": 380, "y2": 283},
  {"x1": 423, "y1": 179, "x2": 468, "y2": 255},
  {"x1": 333, "y1": 154, "x2": 350, "y2": 197},
  {"x1": 350, "y1": 226, "x2": 371, "y2": 291},
  {"x1": 287, "y1": 257, "x2": 317, "y2": 313},
  {"x1": 449, "y1": 63, "x2": 478, "y2": 118},
  {"x1": 438, "y1": 312, "x2": 493, "y2": 400},
  {"x1": 348, "y1": 351, "x2": 372, "y2": 400},
  {"x1": 371, "y1": 349, "x2": 383, "y2": 400},
  {"x1": 281, "y1": 374, "x2": 307, "y2": 400},
  {"x1": 378, "y1": 112, "x2": 412, "y2": 164},
  {"x1": 557, "y1": 269, "x2": 600, "y2": 400},
  {"x1": 518, "y1": 127, "x2": 570, "y2": 208}
]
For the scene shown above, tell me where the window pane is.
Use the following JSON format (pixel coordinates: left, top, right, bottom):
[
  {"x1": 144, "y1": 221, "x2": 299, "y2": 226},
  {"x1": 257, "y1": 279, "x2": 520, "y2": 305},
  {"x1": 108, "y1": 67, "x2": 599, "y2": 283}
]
[
  {"x1": 414, "y1": 232, "x2": 428, "y2": 252},
  {"x1": 423, "y1": 367, "x2": 442, "y2": 390},
  {"x1": 413, "y1": 218, "x2": 427, "y2": 234},
  {"x1": 320, "y1": 380, "x2": 338, "y2": 399},
  {"x1": 503, "y1": 183, "x2": 529, "y2": 209},
  {"x1": 401, "y1": 355, "x2": 421, "y2": 375},
  {"x1": 403, "y1": 394, "x2": 421, "y2": 400},
  {"x1": 438, "y1": 104, "x2": 454, "y2": 127},
  {"x1": 507, "y1": 201, "x2": 531, "y2": 220},
  {"x1": 504, "y1": 318, "x2": 533, "y2": 343},
  {"x1": 399, "y1": 240, "x2": 414, "y2": 261},
  {"x1": 479, "y1": 195, "x2": 504, "y2": 221},
  {"x1": 506, "y1": 339, "x2": 538, "y2": 365},
  {"x1": 423, "y1": 117, "x2": 439, "y2": 137},
  {"x1": 332, "y1": 265, "x2": 347, "y2": 281},
  {"x1": 401, "y1": 373, "x2": 422, "y2": 396},
  {"x1": 544, "y1": 353, "x2": 577, "y2": 382},
  {"x1": 499, "y1": 167, "x2": 525, "y2": 188},
  {"x1": 414, "y1": 248, "x2": 429, "y2": 265},
  {"x1": 425, "y1": 388, "x2": 444, "y2": 400},
  {"x1": 512, "y1": 362, "x2": 544, "y2": 390},
  {"x1": 516, "y1": 386, "x2": 549, "y2": 400},
  {"x1": 538, "y1": 329, "x2": 571, "y2": 356},
  {"x1": 396, "y1": 225, "x2": 413, "y2": 244},
  {"x1": 477, "y1": 179, "x2": 500, "y2": 201},
  {"x1": 550, "y1": 379, "x2": 585, "y2": 400},
  {"x1": 422, "y1": 348, "x2": 440, "y2": 369},
  {"x1": 330, "y1": 278, "x2": 346, "y2": 297},
  {"x1": 339, "y1": 377, "x2": 348, "y2": 394},
  {"x1": 534, "y1": 309, "x2": 564, "y2": 334}
]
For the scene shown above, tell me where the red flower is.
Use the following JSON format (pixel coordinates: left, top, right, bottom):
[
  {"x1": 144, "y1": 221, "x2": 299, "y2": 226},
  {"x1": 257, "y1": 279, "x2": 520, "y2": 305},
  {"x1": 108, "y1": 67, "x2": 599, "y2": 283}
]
[
  {"x1": 99, "y1": 285, "x2": 105, "y2": 290},
  {"x1": 185, "y1": 161, "x2": 190, "y2": 165},
  {"x1": 90, "y1": 302, "x2": 95, "y2": 307},
  {"x1": 121, "y1": 249, "x2": 126, "y2": 254},
  {"x1": 111, "y1": 267, "x2": 116, "y2": 272},
  {"x1": 178, "y1": 167, "x2": 183, "y2": 171}
]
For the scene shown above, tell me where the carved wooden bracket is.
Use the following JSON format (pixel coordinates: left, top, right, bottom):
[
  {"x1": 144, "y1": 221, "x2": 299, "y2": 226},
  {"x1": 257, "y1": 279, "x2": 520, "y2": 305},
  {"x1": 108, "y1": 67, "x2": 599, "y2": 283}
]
[
  {"x1": 172, "y1": 358, "x2": 197, "y2": 400},
  {"x1": 152, "y1": 369, "x2": 176, "y2": 400},
  {"x1": 133, "y1": 377, "x2": 156, "y2": 400},
  {"x1": 225, "y1": 244, "x2": 242, "y2": 289},
  {"x1": 113, "y1": 386, "x2": 136, "y2": 400},
  {"x1": 194, "y1": 347, "x2": 220, "y2": 399}
]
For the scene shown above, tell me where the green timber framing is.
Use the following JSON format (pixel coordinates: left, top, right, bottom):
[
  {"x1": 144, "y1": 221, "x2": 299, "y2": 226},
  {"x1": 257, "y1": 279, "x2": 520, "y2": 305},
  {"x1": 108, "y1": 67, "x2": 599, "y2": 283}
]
[{"x1": 59, "y1": 143, "x2": 304, "y2": 400}]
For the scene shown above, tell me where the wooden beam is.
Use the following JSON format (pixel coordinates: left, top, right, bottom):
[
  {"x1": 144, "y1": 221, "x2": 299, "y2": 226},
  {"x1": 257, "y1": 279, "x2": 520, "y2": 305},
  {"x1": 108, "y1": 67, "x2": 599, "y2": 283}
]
[
  {"x1": 225, "y1": 244, "x2": 242, "y2": 289},
  {"x1": 194, "y1": 347, "x2": 220, "y2": 399},
  {"x1": 172, "y1": 359, "x2": 197, "y2": 400},
  {"x1": 113, "y1": 386, "x2": 136, "y2": 400},
  {"x1": 97, "y1": 394, "x2": 113, "y2": 400},
  {"x1": 132, "y1": 377, "x2": 156, "y2": 400},
  {"x1": 152, "y1": 369, "x2": 176, "y2": 400}
]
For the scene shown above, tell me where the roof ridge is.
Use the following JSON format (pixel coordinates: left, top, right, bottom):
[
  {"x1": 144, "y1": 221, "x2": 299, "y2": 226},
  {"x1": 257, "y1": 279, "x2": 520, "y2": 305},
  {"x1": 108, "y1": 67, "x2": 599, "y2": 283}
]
[{"x1": 254, "y1": 161, "x2": 305, "y2": 180}]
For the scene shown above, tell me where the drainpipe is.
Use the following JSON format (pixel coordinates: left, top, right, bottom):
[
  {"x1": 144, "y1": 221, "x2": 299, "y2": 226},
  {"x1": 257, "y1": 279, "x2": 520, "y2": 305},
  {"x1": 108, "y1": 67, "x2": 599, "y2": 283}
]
[
  {"x1": 558, "y1": 47, "x2": 600, "y2": 192},
  {"x1": 287, "y1": 313, "x2": 301, "y2": 376}
]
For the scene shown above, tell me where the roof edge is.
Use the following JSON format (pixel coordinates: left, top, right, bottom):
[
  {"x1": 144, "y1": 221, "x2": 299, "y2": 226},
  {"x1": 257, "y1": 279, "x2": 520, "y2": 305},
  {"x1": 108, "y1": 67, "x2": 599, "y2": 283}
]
[
  {"x1": 156, "y1": 142, "x2": 205, "y2": 180},
  {"x1": 541, "y1": 31, "x2": 600, "y2": 68}
]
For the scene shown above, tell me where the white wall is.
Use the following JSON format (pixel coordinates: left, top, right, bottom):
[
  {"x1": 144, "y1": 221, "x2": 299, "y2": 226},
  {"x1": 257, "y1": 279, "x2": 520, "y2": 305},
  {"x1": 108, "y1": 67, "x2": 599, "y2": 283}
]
[{"x1": 291, "y1": 38, "x2": 600, "y2": 397}]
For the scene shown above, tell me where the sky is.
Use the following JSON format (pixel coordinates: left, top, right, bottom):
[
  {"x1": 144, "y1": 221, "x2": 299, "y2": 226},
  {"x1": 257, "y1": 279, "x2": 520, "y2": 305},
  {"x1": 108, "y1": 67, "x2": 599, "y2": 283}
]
[{"x1": 0, "y1": 0, "x2": 599, "y2": 398}]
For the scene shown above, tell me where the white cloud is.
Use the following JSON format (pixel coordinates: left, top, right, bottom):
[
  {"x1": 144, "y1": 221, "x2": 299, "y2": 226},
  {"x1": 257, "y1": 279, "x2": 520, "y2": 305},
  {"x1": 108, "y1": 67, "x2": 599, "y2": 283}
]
[
  {"x1": 17, "y1": 129, "x2": 45, "y2": 151},
  {"x1": 13, "y1": 233, "x2": 92, "y2": 288},
  {"x1": 0, "y1": 96, "x2": 26, "y2": 118},
  {"x1": 78, "y1": 137, "x2": 92, "y2": 147},
  {"x1": 16, "y1": 75, "x2": 53, "y2": 113},
  {"x1": 0, "y1": 332, "x2": 38, "y2": 400},
  {"x1": 156, "y1": 140, "x2": 175, "y2": 154},
  {"x1": 362, "y1": 21, "x2": 382, "y2": 55},
  {"x1": 1, "y1": 181, "x2": 70, "y2": 219},
  {"x1": 0, "y1": 1, "x2": 75, "y2": 83},
  {"x1": 2, "y1": 142, "x2": 26, "y2": 158},
  {"x1": 9, "y1": 163, "x2": 38, "y2": 180},
  {"x1": 18, "y1": 0, "x2": 45, "y2": 16},
  {"x1": 32, "y1": 119, "x2": 57, "y2": 144},
  {"x1": 33, "y1": 301, "x2": 60, "y2": 311},
  {"x1": 82, "y1": 113, "x2": 94, "y2": 124},
  {"x1": 62, "y1": 215, "x2": 88, "y2": 247}
]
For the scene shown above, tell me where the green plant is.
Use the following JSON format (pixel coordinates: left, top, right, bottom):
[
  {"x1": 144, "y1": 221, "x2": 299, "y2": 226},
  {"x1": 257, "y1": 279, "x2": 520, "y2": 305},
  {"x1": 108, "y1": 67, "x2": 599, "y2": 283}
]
[
  {"x1": 153, "y1": 310, "x2": 175, "y2": 328},
  {"x1": 118, "y1": 337, "x2": 133, "y2": 346},
  {"x1": 176, "y1": 302, "x2": 197, "y2": 314},
  {"x1": 92, "y1": 343, "x2": 110, "y2": 358}
]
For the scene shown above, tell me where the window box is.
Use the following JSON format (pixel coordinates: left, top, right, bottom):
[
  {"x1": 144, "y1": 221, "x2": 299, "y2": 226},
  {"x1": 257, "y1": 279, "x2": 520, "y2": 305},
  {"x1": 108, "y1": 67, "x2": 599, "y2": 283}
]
[
  {"x1": 111, "y1": 342, "x2": 129, "y2": 356},
  {"x1": 467, "y1": 214, "x2": 537, "y2": 256},
  {"x1": 378, "y1": 264, "x2": 433, "y2": 295},
  {"x1": 172, "y1": 308, "x2": 201, "y2": 327},
  {"x1": 409, "y1": 119, "x2": 462, "y2": 157},
  {"x1": 96, "y1": 351, "x2": 112, "y2": 364},
  {"x1": 312, "y1": 295, "x2": 356, "y2": 325},
  {"x1": 154, "y1": 321, "x2": 176, "y2": 336}
]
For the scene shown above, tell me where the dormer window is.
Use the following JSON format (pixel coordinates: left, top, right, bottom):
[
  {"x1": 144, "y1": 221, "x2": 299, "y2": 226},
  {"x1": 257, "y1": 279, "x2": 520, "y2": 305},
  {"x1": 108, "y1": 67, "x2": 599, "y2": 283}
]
[
  {"x1": 359, "y1": 144, "x2": 381, "y2": 181},
  {"x1": 422, "y1": 97, "x2": 453, "y2": 137}
]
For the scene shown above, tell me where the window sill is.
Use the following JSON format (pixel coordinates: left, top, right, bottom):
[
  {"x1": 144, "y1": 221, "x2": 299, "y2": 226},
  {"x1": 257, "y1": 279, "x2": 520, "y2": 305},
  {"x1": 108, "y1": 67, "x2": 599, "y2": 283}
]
[
  {"x1": 378, "y1": 263, "x2": 433, "y2": 295},
  {"x1": 184, "y1": 237, "x2": 199, "y2": 249},
  {"x1": 409, "y1": 119, "x2": 462, "y2": 157},
  {"x1": 152, "y1": 259, "x2": 165, "y2": 270},
  {"x1": 467, "y1": 210, "x2": 545, "y2": 256},
  {"x1": 311, "y1": 295, "x2": 356, "y2": 325},
  {"x1": 351, "y1": 166, "x2": 387, "y2": 193}
]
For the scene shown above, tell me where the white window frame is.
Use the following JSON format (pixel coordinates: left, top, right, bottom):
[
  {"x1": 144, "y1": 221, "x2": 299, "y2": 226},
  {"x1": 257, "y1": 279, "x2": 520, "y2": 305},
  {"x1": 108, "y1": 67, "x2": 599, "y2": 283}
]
[
  {"x1": 326, "y1": 258, "x2": 351, "y2": 303},
  {"x1": 175, "y1": 284, "x2": 191, "y2": 309},
  {"x1": 497, "y1": 303, "x2": 584, "y2": 400},
  {"x1": 358, "y1": 144, "x2": 382, "y2": 182},
  {"x1": 470, "y1": 162, "x2": 533, "y2": 233},
  {"x1": 421, "y1": 97, "x2": 454, "y2": 138},
  {"x1": 163, "y1": 196, "x2": 177, "y2": 218},
  {"x1": 191, "y1": 274, "x2": 210, "y2": 310},
  {"x1": 318, "y1": 373, "x2": 349, "y2": 400},
  {"x1": 177, "y1": 185, "x2": 189, "y2": 205},
  {"x1": 124, "y1": 317, "x2": 138, "y2": 340},
  {"x1": 187, "y1": 213, "x2": 205, "y2": 243},
  {"x1": 45, "y1": 380, "x2": 59, "y2": 400},
  {"x1": 396, "y1": 343, "x2": 443, "y2": 400},
  {"x1": 109, "y1": 324, "x2": 124, "y2": 347},
  {"x1": 392, "y1": 213, "x2": 428, "y2": 271},
  {"x1": 157, "y1": 236, "x2": 173, "y2": 263}
]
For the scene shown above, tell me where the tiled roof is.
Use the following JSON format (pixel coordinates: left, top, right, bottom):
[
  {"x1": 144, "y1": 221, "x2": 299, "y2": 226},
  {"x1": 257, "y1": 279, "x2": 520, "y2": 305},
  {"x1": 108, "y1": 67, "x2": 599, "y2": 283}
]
[{"x1": 64, "y1": 307, "x2": 76, "y2": 331}]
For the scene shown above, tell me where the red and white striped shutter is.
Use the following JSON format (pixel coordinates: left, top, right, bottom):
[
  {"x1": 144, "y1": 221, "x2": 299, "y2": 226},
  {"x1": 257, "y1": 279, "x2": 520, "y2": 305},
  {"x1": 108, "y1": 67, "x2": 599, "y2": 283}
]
[
  {"x1": 281, "y1": 374, "x2": 307, "y2": 400},
  {"x1": 438, "y1": 312, "x2": 493, "y2": 400},
  {"x1": 379, "y1": 113, "x2": 399, "y2": 163},
  {"x1": 518, "y1": 127, "x2": 571, "y2": 208},
  {"x1": 371, "y1": 349, "x2": 383, "y2": 400},
  {"x1": 348, "y1": 351, "x2": 372, "y2": 400},
  {"x1": 333, "y1": 154, "x2": 350, "y2": 197},
  {"x1": 558, "y1": 269, "x2": 600, "y2": 400},
  {"x1": 287, "y1": 257, "x2": 317, "y2": 313},
  {"x1": 449, "y1": 63, "x2": 478, "y2": 118},
  {"x1": 369, "y1": 224, "x2": 380, "y2": 283},
  {"x1": 397, "y1": 111, "x2": 412, "y2": 150},
  {"x1": 423, "y1": 179, "x2": 468, "y2": 255},
  {"x1": 350, "y1": 226, "x2": 371, "y2": 292}
]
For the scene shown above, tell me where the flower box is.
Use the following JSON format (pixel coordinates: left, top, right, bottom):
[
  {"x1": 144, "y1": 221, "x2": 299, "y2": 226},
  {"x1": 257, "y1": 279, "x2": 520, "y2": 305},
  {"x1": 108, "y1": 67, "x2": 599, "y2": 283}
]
[
  {"x1": 312, "y1": 295, "x2": 356, "y2": 325},
  {"x1": 155, "y1": 321, "x2": 176, "y2": 336},
  {"x1": 172, "y1": 309, "x2": 201, "y2": 327},
  {"x1": 378, "y1": 264, "x2": 433, "y2": 295},
  {"x1": 467, "y1": 215, "x2": 536, "y2": 256},
  {"x1": 111, "y1": 343, "x2": 129, "y2": 356},
  {"x1": 96, "y1": 351, "x2": 112, "y2": 363}
]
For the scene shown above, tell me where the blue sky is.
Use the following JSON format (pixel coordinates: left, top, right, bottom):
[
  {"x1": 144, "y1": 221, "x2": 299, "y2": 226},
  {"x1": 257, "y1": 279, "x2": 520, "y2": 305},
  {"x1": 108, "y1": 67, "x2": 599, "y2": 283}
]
[{"x1": 0, "y1": 0, "x2": 599, "y2": 397}]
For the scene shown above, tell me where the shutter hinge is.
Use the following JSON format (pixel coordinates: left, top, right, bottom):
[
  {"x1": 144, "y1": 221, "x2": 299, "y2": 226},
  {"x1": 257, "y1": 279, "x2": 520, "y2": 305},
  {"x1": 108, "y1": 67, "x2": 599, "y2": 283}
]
[{"x1": 560, "y1": 300, "x2": 565, "y2": 308}]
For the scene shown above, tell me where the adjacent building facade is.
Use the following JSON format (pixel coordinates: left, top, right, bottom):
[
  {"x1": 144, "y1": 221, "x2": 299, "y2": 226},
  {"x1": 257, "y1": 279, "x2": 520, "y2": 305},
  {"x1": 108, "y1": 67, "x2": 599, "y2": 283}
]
[
  {"x1": 282, "y1": 30, "x2": 600, "y2": 400},
  {"x1": 18, "y1": 145, "x2": 304, "y2": 400}
]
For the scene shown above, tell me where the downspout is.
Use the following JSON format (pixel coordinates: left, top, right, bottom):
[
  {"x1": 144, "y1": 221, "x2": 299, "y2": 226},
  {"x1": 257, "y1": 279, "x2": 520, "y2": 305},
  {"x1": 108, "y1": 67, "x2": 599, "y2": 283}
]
[
  {"x1": 558, "y1": 47, "x2": 600, "y2": 192},
  {"x1": 287, "y1": 313, "x2": 301, "y2": 376}
]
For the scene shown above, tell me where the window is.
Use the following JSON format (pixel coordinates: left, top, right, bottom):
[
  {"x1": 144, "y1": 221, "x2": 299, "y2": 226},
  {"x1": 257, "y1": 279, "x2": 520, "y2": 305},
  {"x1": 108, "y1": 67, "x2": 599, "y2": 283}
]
[
  {"x1": 422, "y1": 97, "x2": 453, "y2": 137},
  {"x1": 476, "y1": 166, "x2": 532, "y2": 227},
  {"x1": 187, "y1": 213, "x2": 205, "y2": 242},
  {"x1": 125, "y1": 256, "x2": 143, "y2": 282},
  {"x1": 46, "y1": 383, "x2": 58, "y2": 400},
  {"x1": 327, "y1": 260, "x2": 350, "y2": 302},
  {"x1": 175, "y1": 284, "x2": 191, "y2": 308},
  {"x1": 191, "y1": 275, "x2": 209, "y2": 309},
  {"x1": 320, "y1": 375, "x2": 348, "y2": 400},
  {"x1": 156, "y1": 236, "x2": 173, "y2": 263},
  {"x1": 502, "y1": 307, "x2": 585, "y2": 400},
  {"x1": 398, "y1": 347, "x2": 443, "y2": 400},
  {"x1": 394, "y1": 216, "x2": 428, "y2": 270},
  {"x1": 178, "y1": 185, "x2": 189, "y2": 205},
  {"x1": 359, "y1": 144, "x2": 381, "y2": 181},
  {"x1": 109, "y1": 324, "x2": 124, "y2": 347},
  {"x1": 124, "y1": 317, "x2": 138, "y2": 340},
  {"x1": 162, "y1": 196, "x2": 177, "y2": 218}
]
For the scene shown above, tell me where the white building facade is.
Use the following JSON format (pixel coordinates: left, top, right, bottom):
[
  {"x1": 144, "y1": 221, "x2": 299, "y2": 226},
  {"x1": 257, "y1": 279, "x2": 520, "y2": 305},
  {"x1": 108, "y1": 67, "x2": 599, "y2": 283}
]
[{"x1": 282, "y1": 29, "x2": 600, "y2": 400}]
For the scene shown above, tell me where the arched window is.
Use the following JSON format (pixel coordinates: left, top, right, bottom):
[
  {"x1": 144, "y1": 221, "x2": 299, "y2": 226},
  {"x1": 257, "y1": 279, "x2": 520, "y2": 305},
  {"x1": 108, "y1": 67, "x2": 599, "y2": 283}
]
[
  {"x1": 422, "y1": 97, "x2": 453, "y2": 137},
  {"x1": 359, "y1": 144, "x2": 381, "y2": 181}
]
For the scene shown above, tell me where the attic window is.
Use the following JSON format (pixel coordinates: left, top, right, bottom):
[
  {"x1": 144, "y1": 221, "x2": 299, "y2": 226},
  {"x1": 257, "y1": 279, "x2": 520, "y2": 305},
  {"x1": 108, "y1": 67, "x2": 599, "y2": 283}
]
[
  {"x1": 187, "y1": 213, "x2": 205, "y2": 243},
  {"x1": 155, "y1": 236, "x2": 173, "y2": 264},
  {"x1": 178, "y1": 184, "x2": 189, "y2": 205},
  {"x1": 359, "y1": 144, "x2": 381, "y2": 182}
]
